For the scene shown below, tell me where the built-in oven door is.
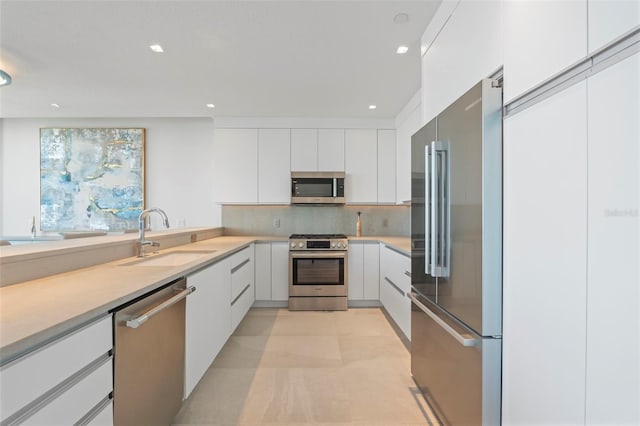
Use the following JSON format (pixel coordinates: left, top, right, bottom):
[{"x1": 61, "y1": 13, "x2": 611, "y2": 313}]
[{"x1": 289, "y1": 251, "x2": 347, "y2": 297}]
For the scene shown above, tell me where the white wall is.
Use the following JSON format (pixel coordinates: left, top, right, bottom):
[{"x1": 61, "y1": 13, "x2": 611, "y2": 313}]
[{"x1": 0, "y1": 117, "x2": 216, "y2": 235}]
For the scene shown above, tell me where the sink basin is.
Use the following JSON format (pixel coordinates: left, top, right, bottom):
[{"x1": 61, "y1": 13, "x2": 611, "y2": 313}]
[{"x1": 120, "y1": 250, "x2": 217, "y2": 267}]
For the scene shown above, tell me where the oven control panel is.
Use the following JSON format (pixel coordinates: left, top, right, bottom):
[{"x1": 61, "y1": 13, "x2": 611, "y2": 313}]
[{"x1": 289, "y1": 238, "x2": 348, "y2": 251}]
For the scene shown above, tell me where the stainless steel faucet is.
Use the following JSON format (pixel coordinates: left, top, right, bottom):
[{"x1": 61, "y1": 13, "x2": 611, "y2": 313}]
[
  {"x1": 31, "y1": 216, "x2": 36, "y2": 239},
  {"x1": 137, "y1": 208, "x2": 170, "y2": 257}
]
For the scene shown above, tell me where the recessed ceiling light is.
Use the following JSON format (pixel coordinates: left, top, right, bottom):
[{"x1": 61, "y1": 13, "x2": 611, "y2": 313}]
[
  {"x1": 206, "y1": 104, "x2": 215, "y2": 108},
  {"x1": 369, "y1": 105, "x2": 377, "y2": 110},
  {"x1": 0, "y1": 69, "x2": 12, "y2": 87},
  {"x1": 51, "y1": 103, "x2": 60, "y2": 108},
  {"x1": 393, "y1": 13, "x2": 409, "y2": 24},
  {"x1": 149, "y1": 44, "x2": 164, "y2": 53},
  {"x1": 396, "y1": 46, "x2": 409, "y2": 55}
]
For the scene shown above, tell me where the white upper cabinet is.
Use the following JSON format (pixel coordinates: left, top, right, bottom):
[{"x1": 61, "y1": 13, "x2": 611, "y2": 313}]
[
  {"x1": 291, "y1": 129, "x2": 318, "y2": 171},
  {"x1": 421, "y1": 0, "x2": 503, "y2": 123},
  {"x1": 395, "y1": 97, "x2": 421, "y2": 204},
  {"x1": 585, "y1": 52, "x2": 639, "y2": 425},
  {"x1": 258, "y1": 129, "x2": 290, "y2": 204},
  {"x1": 503, "y1": 0, "x2": 588, "y2": 102},
  {"x1": 345, "y1": 129, "x2": 378, "y2": 204},
  {"x1": 588, "y1": 0, "x2": 640, "y2": 54},
  {"x1": 291, "y1": 129, "x2": 345, "y2": 172},
  {"x1": 377, "y1": 129, "x2": 396, "y2": 204},
  {"x1": 502, "y1": 82, "x2": 588, "y2": 425},
  {"x1": 213, "y1": 128, "x2": 258, "y2": 203},
  {"x1": 318, "y1": 129, "x2": 345, "y2": 172}
]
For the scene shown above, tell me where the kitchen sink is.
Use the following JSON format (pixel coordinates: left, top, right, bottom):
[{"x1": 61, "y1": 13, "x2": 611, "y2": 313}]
[{"x1": 120, "y1": 250, "x2": 217, "y2": 267}]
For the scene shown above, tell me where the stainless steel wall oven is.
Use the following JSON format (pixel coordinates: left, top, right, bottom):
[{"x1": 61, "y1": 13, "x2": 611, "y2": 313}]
[{"x1": 288, "y1": 234, "x2": 348, "y2": 310}]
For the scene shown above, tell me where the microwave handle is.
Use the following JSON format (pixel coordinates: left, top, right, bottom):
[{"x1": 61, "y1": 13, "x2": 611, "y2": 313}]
[{"x1": 333, "y1": 178, "x2": 337, "y2": 197}]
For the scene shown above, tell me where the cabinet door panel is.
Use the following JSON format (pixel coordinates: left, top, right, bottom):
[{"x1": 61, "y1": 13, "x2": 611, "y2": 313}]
[
  {"x1": 213, "y1": 129, "x2": 258, "y2": 203},
  {"x1": 503, "y1": 0, "x2": 587, "y2": 102},
  {"x1": 271, "y1": 242, "x2": 290, "y2": 301},
  {"x1": 348, "y1": 242, "x2": 364, "y2": 300},
  {"x1": 258, "y1": 129, "x2": 290, "y2": 204},
  {"x1": 585, "y1": 52, "x2": 639, "y2": 425},
  {"x1": 363, "y1": 243, "x2": 380, "y2": 300},
  {"x1": 588, "y1": 0, "x2": 640, "y2": 54},
  {"x1": 345, "y1": 129, "x2": 378, "y2": 203},
  {"x1": 291, "y1": 129, "x2": 318, "y2": 171},
  {"x1": 502, "y1": 82, "x2": 588, "y2": 425},
  {"x1": 318, "y1": 129, "x2": 345, "y2": 172},
  {"x1": 254, "y1": 242, "x2": 272, "y2": 300},
  {"x1": 185, "y1": 260, "x2": 230, "y2": 398},
  {"x1": 377, "y1": 130, "x2": 396, "y2": 203}
]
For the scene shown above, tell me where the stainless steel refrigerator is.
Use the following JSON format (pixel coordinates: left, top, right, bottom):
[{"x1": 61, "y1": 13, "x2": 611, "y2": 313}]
[{"x1": 410, "y1": 78, "x2": 502, "y2": 425}]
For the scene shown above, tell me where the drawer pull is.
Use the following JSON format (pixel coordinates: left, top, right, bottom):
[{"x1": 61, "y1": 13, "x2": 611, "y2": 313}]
[
  {"x1": 384, "y1": 276, "x2": 405, "y2": 297},
  {"x1": 404, "y1": 270, "x2": 412, "y2": 278},
  {"x1": 231, "y1": 258, "x2": 250, "y2": 274},
  {"x1": 231, "y1": 284, "x2": 251, "y2": 306}
]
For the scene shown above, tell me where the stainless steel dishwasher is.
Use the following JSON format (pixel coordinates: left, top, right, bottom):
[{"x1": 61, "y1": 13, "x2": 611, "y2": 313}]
[{"x1": 112, "y1": 278, "x2": 195, "y2": 426}]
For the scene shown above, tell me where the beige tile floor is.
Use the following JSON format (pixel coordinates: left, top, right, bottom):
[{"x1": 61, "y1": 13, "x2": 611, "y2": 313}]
[{"x1": 173, "y1": 308, "x2": 439, "y2": 426}]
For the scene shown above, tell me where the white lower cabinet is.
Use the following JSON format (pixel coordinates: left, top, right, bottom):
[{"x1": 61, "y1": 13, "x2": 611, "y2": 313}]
[
  {"x1": 348, "y1": 241, "x2": 380, "y2": 301},
  {"x1": 271, "y1": 242, "x2": 289, "y2": 301},
  {"x1": 185, "y1": 259, "x2": 231, "y2": 398},
  {"x1": 0, "y1": 315, "x2": 113, "y2": 425},
  {"x1": 379, "y1": 244, "x2": 411, "y2": 340},
  {"x1": 254, "y1": 241, "x2": 289, "y2": 303}
]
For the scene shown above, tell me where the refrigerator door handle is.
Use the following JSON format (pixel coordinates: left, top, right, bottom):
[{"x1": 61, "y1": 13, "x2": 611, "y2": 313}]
[
  {"x1": 408, "y1": 291, "x2": 479, "y2": 347},
  {"x1": 425, "y1": 144, "x2": 434, "y2": 275},
  {"x1": 430, "y1": 141, "x2": 451, "y2": 277}
]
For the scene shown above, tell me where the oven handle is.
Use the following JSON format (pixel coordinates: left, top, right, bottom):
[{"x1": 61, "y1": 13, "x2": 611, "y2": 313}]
[{"x1": 289, "y1": 251, "x2": 347, "y2": 259}]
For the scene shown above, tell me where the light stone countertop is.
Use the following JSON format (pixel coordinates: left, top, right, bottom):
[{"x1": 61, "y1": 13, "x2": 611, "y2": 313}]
[
  {"x1": 348, "y1": 236, "x2": 411, "y2": 256},
  {"x1": 0, "y1": 234, "x2": 410, "y2": 364}
]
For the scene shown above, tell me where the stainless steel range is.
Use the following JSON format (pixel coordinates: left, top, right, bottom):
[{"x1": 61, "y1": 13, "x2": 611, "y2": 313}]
[{"x1": 288, "y1": 233, "x2": 348, "y2": 311}]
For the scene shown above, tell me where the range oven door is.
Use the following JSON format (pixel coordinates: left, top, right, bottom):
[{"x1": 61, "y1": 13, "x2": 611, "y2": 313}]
[{"x1": 289, "y1": 251, "x2": 347, "y2": 297}]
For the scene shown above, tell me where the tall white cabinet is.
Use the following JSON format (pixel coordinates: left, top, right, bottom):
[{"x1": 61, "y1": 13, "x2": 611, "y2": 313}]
[
  {"x1": 502, "y1": 82, "x2": 588, "y2": 425},
  {"x1": 584, "y1": 52, "x2": 639, "y2": 425}
]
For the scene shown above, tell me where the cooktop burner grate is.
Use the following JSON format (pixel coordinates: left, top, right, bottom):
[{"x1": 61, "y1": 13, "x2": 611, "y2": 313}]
[{"x1": 289, "y1": 233, "x2": 347, "y2": 239}]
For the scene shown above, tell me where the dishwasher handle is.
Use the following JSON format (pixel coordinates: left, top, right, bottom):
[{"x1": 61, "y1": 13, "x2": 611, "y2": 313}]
[{"x1": 126, "y1": 286, "x2": 196, "y2": 329}]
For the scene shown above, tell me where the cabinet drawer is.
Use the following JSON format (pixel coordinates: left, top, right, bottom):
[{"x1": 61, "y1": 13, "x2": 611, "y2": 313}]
[
  {"x1": 87, "y1": 400, "x2": 113, "y2": 426},
  {"x1": 230, "y1": 246, "x2": 254, "y2": 301},
  {"x1": 382, "y1": 275, "x2": 411, "y2": 340},
  {"x1": 381, "y1": 245, "x2": 411, "y2": 293},
  {"x1": 231, "y1": 281, "x2": 254, "y2": 332},
  {"x1": 0, "y1": 315, "x2": 112, "y2": 421},
  {"x1": 25, "y1": 359, "x2": 113, "y2": 426}
]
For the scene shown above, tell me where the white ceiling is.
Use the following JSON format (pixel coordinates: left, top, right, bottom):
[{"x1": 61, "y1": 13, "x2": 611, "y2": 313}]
[{"x1": 0, "y1": 1, "x2": 440, "y2": 119}]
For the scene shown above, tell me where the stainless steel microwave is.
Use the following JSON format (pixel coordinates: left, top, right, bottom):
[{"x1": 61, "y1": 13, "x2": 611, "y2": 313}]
[{"x1": 291, "y1": 172, "x2": 345, "y2": 204}]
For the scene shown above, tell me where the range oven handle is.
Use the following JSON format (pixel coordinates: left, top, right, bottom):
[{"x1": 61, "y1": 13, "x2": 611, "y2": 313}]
[
  {"x1": 126, "y1": 286, "x2": 196, "y2": 329},
  {"x1": 289, "y1": 251, "x2": 347, "y2": 259},
  {"x1": 407, "y1": 291, "x2": 479, "y2": 347}
]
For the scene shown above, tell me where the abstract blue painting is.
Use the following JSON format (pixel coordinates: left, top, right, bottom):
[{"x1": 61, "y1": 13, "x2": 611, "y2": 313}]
[{"x1": 40, "y1": 128, "x2": 145, "y2": 231}]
